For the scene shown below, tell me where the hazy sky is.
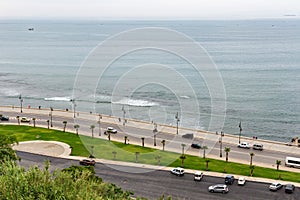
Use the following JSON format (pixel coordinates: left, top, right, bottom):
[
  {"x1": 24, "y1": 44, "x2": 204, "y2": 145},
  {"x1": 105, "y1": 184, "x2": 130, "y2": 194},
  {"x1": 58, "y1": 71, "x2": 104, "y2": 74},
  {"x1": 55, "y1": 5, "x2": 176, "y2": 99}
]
[{"x1": 0, "y1": 0, "x2": 299, "y2": 20}]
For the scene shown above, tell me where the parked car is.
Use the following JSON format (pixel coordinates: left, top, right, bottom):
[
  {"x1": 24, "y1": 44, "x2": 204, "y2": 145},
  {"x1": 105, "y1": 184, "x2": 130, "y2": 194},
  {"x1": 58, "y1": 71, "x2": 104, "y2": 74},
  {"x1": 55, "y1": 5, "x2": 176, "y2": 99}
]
[
  {"x1": 208, "y1": 184, "x2": 229, "y2": 193},
  {"x1": 269, "y1": 182, "x2": 283, "y2": 191},
  {"x1": 79, "y1": 159, "x2": 96, "y2": 166},
  {"x1": 170, "y1": 167, "x2": 184, "y2": 176},
  {"x1": 225, "y1": 175, "x2": 235, "y2": 185},
  {"x1": 238, "y1": 177, "x2": 246, "y2": 186},
  {"x1": 194, "y1": 171, "x2": 203, "y2": 181},
  {"x1": 106, "y1": 127, "x2": 117, "y2": 134},
  {"x1": 285, "y1": 184, "x2": 295, "y2": 194},
  {"x1": 253, "y1": 143, "x2": 263, "y2": 151},
  {"x1": 0, "y1": 116, "x2": 9, "y2": 121},
  {"x1": 238, "y1": 142, "x2": 251, "y2": 149},
  {"x1": 191, "y1": 143, "x2": 201, "y2": 149},
  {"x1": 20, "y1": 117, "x2": 30, "y2": 123}
]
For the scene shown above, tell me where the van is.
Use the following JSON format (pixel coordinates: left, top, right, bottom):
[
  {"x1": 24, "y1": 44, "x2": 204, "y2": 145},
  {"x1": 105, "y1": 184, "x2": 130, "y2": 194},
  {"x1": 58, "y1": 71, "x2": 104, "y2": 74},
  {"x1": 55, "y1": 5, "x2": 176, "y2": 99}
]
[{"x1": 253, "y1": 144, "x2": 263, "y2": 151}]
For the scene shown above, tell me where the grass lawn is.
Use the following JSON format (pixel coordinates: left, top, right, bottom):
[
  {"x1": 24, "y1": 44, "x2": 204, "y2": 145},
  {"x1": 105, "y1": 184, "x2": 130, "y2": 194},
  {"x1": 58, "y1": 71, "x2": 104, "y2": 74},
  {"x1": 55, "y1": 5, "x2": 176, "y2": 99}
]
[{"x1": 1, "y1": 124, "x2": 300, "y2": 183}]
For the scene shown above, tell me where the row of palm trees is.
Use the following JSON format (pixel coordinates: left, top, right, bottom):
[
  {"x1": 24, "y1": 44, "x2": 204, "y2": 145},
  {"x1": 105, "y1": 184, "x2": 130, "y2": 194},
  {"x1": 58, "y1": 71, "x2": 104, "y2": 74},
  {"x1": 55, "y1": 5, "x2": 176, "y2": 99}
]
[{"x1": 19, "y1": 116, "x2": 283, "y2": 174}]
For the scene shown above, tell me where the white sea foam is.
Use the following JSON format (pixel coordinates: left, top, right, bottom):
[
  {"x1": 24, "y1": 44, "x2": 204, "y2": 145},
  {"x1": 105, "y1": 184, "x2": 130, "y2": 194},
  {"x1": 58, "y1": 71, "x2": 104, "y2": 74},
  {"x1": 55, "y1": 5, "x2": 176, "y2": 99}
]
[
  {"x1": 113, "y1": 98, "x2": 158, "y2": 107},
  {"x1": 180, "y1": 95, "x2": 190, "y2": 99},
  {"x1": 44, "y1": 97, "x2": 71, "y2": 102}
]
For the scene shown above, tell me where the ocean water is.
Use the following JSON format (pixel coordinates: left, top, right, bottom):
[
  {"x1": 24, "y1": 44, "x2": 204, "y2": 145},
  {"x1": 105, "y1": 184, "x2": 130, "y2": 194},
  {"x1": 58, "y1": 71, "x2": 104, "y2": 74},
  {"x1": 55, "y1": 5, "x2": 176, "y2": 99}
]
[{"x1": 0, "y1": 19, "x2": 300, "y2": 142}]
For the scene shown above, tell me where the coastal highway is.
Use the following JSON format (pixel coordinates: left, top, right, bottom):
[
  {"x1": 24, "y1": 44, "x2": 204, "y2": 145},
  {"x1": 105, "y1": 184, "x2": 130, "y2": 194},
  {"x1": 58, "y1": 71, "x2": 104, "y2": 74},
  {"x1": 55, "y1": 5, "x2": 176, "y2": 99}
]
[
  {"x1": 2, "y1": 109, "x2": 300, "y2": 171},
  {"x1": 17, "y1": 151, "x2": 299, "y2": 200}
]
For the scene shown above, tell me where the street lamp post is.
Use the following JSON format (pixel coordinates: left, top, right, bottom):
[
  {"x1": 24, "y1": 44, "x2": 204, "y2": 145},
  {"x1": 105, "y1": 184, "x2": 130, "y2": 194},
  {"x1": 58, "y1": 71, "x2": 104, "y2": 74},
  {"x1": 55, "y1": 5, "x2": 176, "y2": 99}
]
[
  {"x1": 153, "y1": 123, "x2": 158, "y2": 146},
  {"x1": 71, "y1": 99, "x2": 76, "y2": 118},
  {"x1": 19, "y1": 95, "x2": 23, "y2": 113},
  {"x1": 122, "y1": 105, "x2": 126, "y2": 126},
  {"x1": 49, "y1": 107, "x2": 53, "y2": 127},
  {"x1": 219, "y1": 131, "x2": 224, "y2": 157},
  {"x1": 98, "y1": 114, "x2": 102, "y2": 136},
  {"x1": 239, "y1": 121, "x2": 242, "y2": 144},
  {"x1": 175, "y1": 112, "x2": 180, "y2": 135}
]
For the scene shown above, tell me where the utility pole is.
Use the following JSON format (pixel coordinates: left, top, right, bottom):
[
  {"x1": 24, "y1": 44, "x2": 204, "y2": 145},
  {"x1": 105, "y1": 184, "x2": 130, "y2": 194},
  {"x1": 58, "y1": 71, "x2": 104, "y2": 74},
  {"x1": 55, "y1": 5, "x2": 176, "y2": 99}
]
[
  {"x1": 71, "y1": 99, "x2": 76, "y2": 118},
  {"x1": 49, "y1": 107, "x2": 53, "y2": 127},
  {"x1": 153, "y1": 123, "x2": 158, "y2": 146},
  {"x1": 19, "y1": 94, "x2": 23, "y2": 113},
  {"x1": 239, "y1": 120, "x2": 242, "y2": 144},
  {"x1": 175, "y1": 112, "x2": 180, "y2": 135},
  {"x1": 219, "y1": 131, "x2": 224, "y2": 157},
  {"x1": 122, "y1": 105, "x2": 126, "y2": 126},
  {"x1": 98, "y1": 114, "x2": 102, "y2": 136}
]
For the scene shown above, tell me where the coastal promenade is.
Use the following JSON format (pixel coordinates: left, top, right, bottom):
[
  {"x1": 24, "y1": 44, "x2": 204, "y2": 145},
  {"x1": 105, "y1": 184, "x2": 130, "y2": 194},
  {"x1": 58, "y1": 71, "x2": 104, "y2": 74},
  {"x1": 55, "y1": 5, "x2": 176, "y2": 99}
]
[{"x1": 1, "y1": 105, "x2": 300, "y2": 172}]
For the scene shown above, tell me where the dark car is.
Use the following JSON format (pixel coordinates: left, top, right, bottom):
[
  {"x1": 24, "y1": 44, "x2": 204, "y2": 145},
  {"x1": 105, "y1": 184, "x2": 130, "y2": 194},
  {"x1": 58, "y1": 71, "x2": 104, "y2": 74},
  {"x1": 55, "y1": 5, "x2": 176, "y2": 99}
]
[
  {"x1": 285, "y1": 184, "x2": 295, "y2": 193},
  {"x1": 191, "y1": 143, "x2": 201, "y2": 149},
  {"x1": 225, "y1": 175, "x2": 235, "y2": 185},
  {"x1": 79, "y1": 159, "x2": 96, "y2": 166},
  {"x1": 0, "y1": 116, "x2": 9, "y2": 121}
]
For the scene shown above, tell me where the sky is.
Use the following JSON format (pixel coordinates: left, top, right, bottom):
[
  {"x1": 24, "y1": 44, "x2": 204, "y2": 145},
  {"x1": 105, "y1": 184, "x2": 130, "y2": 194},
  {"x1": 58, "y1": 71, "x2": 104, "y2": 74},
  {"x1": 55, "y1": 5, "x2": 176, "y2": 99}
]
[{"x1": 0, "y1": 0, "x2": 299, "y2": 20}]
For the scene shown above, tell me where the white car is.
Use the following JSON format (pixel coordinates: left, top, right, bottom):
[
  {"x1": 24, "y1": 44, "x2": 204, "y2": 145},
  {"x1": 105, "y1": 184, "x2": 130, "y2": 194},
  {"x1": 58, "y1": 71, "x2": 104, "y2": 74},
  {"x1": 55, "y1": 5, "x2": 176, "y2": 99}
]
[
  {"x1": 208, "y1": 184, "x2": 229, "y2": 193},
  {"x1": 106, "y1": 127, "x2": 117, "y2": 134},
  {"x1": 170, "y1": 167, "x2": 184, "y2": 176},
  {"x1": 238, "y1": 142, "x2": 251, "y2": 149},
  {"x1": 238, "y1": 177, "x2": 246, "y2": 186},
  {"x1": 194, "y1": 171, "x2": 203, "y2": 181}
]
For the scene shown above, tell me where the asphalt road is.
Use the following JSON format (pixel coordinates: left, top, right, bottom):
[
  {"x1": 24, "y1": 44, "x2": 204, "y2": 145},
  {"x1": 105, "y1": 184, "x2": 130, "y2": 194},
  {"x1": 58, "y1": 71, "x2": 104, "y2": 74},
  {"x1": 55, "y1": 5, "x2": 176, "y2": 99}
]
[
  {"x1": 16, "y1": 151, "x2": 300, "y2": 200},
  {"x1": 4, "y1": 110, "x2": 300, "y2": 171}
]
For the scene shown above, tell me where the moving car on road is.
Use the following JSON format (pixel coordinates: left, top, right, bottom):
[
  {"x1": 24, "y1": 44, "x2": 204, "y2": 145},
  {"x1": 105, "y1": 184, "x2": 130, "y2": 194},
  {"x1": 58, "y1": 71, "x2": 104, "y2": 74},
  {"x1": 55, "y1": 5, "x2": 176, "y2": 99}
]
[
  {"x1": 170, "y1": 167, "x2": 184, "y2": 176},
  {"x1": 194, "y1": 171, "x2": 203, "y2": 181},
  {"x1": 208, "y1": 184, "x2": 229, "y2": 193},
  {"x1": 0, "y1": 116, "x2": 9, "y2": 121},
  {"x1": 106, "y1": 127, "x2": 117, "y2": 134},
  {"x1": 79, "y1": 159, "x2": 96, "y2": 166},
  {"x1": 238, "y1": 142, "x2": 251, "y2": 149},
  {"x1": 20, "y1": 117, "x2": 30, "y2": 123},
  {"x1": 191, "y1": 143, "x2": 201, "y2": 149},
  {"x1": 253, "y1": 143, "x2": 263, "y2": 151},
  {"x1": 285, "y1": 184, "x2": 295, "y2": 194},
  {"x1": 238, "y1": 177, "x2": 246, "y2": 186},
  {"x1": 225, "y1": 175, "x2": 235, "y2": 185},
  {"x1": 269, "y1": 182, "x2": 283, "y2": 191}
]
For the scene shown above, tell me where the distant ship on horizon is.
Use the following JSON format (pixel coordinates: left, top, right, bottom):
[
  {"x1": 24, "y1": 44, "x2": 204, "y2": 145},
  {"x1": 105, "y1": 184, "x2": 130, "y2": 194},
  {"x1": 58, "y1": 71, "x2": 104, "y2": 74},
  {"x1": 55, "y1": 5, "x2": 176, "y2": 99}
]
[{"x1": 28, "y1": 28, "x2": 34, "y2": 31}]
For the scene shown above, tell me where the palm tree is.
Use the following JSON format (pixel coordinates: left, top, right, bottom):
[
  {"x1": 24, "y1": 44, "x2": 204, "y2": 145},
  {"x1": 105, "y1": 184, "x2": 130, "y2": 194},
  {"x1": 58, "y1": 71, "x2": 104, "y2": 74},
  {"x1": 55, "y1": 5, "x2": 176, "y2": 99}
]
[
  {"x1": 205, "y1": 159, "x2": 210, "y2": 171},
  {"x1": 249, "y1": 152, "x2": 255, "y2": 166},
  {"x1": 224, "y1": 147, "x2": 231, "y2": 162},
  {"x1": 124, "y1": 136, "x2": 128, "y2": 144},
  {"x1": 74, "y1": 124, "x2": 80, "y2": 135},
  {"x1": 202, "y1": 146, "x2": 208, "y2": 158},
  {"x1": 112, "y1": 151, "x2": 117, "y2": 160},
  {"x1": 249, "y1": 165, "x2": 255, "y2": 176},
  {"x1": 108, "y1": 132, "x2": 111, "y2": 141},
  {"x1": 155, "y1": 155, "x2": 161, "y2": 165},
  {"x1": 16, "y1": 116, "x2": 20, "y2": 125},
  {"x1": 141, "y1": 137, "x2": 145, "y2": 147},
  {"x1": 180, "y1": 155, "x2": 186, "y2": 167},
  {"x1": 46, "y1": 120, "x2": 50, "y2": 129},
  {"x1": 62, "y1": 121, "x2": 67, "y2": 132},
  {"x1": 90, "y1": 125, "x2": 95, "y2": 138},
  {"x1": 135, "y1": 152, "x2": 140, "y2": 162},
  {"x1": 32, "y1": 118, "x2": 36, "y2": 127},
  {"x1": 181, "y1": 143, "x2": 186, "y2": 155},
  {"x1": 276, "y1": 160, "x2": 281, "y2": 171},
  {"x1": 161, "y1": 140, "x2": 166, "y2": 151}
]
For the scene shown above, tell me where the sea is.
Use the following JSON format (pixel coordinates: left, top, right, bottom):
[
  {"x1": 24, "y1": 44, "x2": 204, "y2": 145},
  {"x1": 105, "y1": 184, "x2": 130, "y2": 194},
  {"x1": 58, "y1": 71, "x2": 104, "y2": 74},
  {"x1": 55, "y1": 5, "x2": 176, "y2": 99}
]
[{"x1": 0, "y1": 19, "x2": 299, "y2": 143}]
